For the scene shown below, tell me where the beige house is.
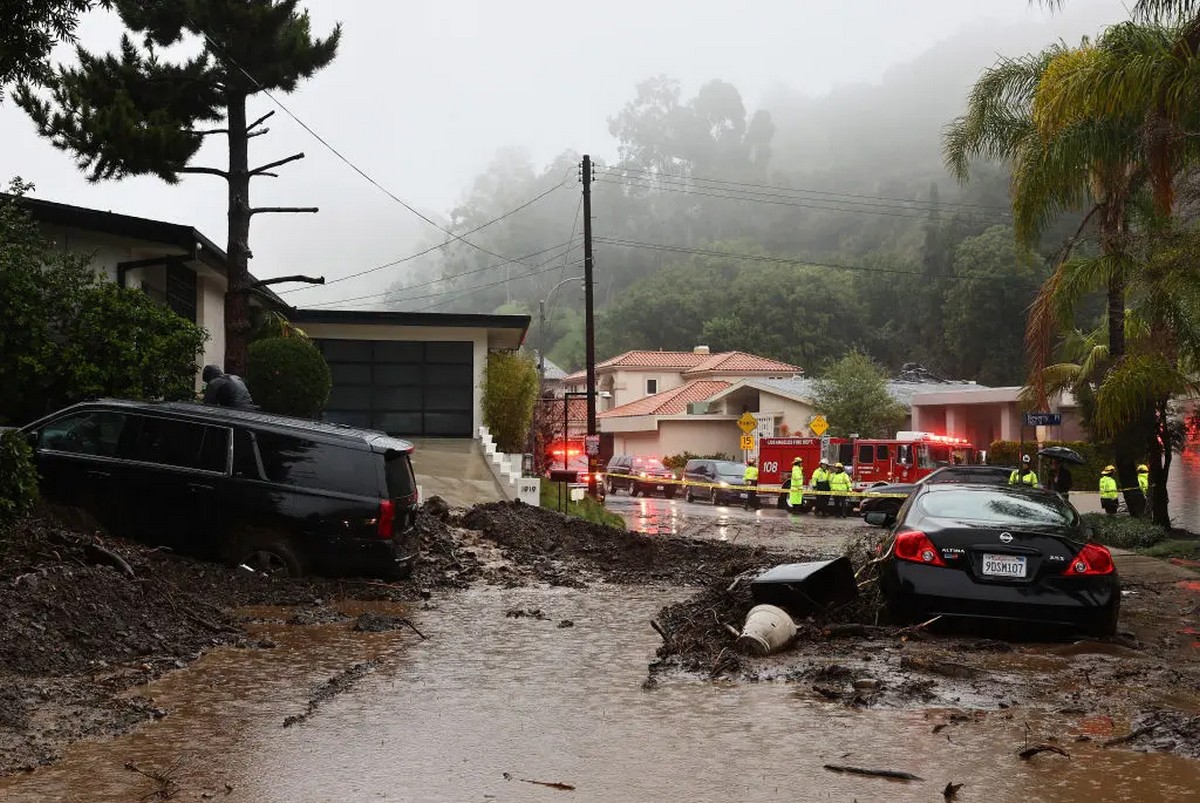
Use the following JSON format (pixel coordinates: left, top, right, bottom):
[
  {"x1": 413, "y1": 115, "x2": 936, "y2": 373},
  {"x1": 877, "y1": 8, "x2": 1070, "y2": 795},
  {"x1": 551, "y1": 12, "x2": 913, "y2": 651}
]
[
  {"x1": 22, "y1": 194, "x2": 285, "y2": 379},
  {"x1": 910, "y1": 386, "x2": 1086, "y2": 450}
]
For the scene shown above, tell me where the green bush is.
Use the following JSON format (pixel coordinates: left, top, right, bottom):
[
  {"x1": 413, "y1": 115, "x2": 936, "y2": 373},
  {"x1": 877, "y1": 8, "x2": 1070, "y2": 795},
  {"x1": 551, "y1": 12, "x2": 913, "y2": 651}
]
[
  {"x1": 662, "y1": 452, "x2": 736, "y2": 472},
  {"x1": 481, "y1": 351, "x2": 538, "y2": 453},
  {"x1": 246, "y1": 337, "x2": 332, "y2": 419},
  {"x1": 0, "y1": 429, "x2": 38, "y2": 527},
  {"x1": 987, "y1": 440, "x2": 1115, "y2": 490},
  {"x1": 1081, "y1": 512, "x2": 1167, "y2": 549},
  {"x1": 1, "y1": 184, "x2": 206, "y2": 424}
]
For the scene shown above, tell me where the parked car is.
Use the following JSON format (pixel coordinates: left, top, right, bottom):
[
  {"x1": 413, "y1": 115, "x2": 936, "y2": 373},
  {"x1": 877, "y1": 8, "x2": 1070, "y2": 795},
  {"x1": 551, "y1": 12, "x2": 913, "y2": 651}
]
[
  {"x1": 605, "y1": 455, "x2": 677, "y2": 498},
  {"x1": 870, "y1": 484, "x2": 1119, "y2": 638},
  {"x1": 19, "y1": 400, "x2": 420, "y2": 579},
  {"x1": 683, "y1": 459, "x2": 749, "y2": 505},
  {"x1": 859, "y1": 464, "x2": 1014, "y2": 518}
]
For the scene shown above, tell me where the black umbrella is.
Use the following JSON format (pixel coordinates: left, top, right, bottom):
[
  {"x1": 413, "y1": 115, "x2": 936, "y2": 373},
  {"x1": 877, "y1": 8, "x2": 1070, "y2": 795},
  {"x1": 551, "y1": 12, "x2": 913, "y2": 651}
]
[{"x1": 1038, "y1": 446, "x2": 1085, "y2": 465}]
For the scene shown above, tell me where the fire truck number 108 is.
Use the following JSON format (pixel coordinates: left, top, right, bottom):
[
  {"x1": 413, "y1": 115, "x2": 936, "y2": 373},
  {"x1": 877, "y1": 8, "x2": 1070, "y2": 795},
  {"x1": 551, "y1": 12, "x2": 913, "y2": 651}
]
[{"x1": 760, "y1": 461, "x2": 779, "y2": 475}]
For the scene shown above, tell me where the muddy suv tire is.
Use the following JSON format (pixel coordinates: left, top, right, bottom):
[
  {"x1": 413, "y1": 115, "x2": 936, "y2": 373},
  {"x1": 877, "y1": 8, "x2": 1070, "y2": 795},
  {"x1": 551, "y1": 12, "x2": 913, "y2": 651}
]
[{"x1": 224, "y1": 527, "x2": 304, "y2": 578}]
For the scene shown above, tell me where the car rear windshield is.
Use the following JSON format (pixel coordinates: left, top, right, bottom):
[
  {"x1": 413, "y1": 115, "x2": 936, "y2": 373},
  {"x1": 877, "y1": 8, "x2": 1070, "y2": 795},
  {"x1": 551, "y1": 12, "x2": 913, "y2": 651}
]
[
  {"x1": 714, "y1": 461, "x2": 745, "y2": 478},
  {"x1": 385, "y1": 451, "x2": 416, "y2": 499},
  {"x1": 919, "y1": 489, "x2": 1077, "y2": 527},
  {"x1": 633, "y1": 457, "x2": 666, "y2": 470}
]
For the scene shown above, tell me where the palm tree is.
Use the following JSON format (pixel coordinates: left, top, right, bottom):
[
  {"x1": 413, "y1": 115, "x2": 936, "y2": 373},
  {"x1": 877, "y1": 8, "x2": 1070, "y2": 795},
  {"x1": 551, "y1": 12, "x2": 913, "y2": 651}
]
[{"x1": 944, "y1": 41, "x2": 1150, "y2": 506}]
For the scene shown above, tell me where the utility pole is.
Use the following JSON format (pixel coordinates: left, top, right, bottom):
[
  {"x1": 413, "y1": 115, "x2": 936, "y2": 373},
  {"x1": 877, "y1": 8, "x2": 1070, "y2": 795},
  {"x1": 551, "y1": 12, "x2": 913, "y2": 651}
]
[{"x1": 582, "y1": 154, "x2": 598, "y2": 497}]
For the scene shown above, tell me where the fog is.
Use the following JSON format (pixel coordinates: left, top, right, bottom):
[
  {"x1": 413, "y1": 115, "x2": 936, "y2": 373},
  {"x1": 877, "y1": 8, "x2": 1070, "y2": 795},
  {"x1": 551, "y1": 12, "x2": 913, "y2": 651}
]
[{"x1": 0, "y1": 0, "x2": 1128, "y2": 306}]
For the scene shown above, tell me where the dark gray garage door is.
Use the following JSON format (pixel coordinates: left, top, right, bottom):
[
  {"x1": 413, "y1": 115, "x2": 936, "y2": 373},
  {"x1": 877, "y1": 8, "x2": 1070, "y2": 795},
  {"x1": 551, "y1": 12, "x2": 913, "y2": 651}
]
[{"x1": 316, "y1": 339, "x2": 474, "y2": 437}]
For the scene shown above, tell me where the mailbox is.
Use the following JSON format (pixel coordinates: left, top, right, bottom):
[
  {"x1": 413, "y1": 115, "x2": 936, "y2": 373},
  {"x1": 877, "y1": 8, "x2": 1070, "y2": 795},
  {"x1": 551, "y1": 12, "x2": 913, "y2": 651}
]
[{"x1": 548, "y1": 469, "x2": 579, "y2": 484}]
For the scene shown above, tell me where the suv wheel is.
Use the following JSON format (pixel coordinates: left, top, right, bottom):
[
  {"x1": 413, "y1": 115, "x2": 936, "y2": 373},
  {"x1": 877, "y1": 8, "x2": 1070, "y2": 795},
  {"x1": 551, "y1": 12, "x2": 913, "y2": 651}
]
[{"x1": 226, "y1": 527, "x2": 303, "y2": 578}]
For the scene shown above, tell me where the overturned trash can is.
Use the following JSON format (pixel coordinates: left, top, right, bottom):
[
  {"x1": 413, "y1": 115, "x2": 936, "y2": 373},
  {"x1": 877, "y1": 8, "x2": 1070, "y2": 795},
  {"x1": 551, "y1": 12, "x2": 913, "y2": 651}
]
[
  {"x1": 736, "y1": 604, "x2": 797, "y2": 656},
  {"x1": 750, "y1": 558, "x2": 858, "y2": 618}
]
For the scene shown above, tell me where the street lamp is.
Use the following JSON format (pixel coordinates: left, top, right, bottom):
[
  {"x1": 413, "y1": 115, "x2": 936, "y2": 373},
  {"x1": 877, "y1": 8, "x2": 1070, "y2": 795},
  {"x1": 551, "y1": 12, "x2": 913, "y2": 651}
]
[{"x1": 538, "y1": 276, "x2": 585, "y2": 384}]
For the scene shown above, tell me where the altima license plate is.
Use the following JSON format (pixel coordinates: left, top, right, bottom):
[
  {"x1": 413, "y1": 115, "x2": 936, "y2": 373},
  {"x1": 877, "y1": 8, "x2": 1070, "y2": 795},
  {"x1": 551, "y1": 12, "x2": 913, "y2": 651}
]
[
  {"x1": 982, "y1": 554, "x2": 1027, "y2": 578},
  {"x1": 738, "y1": 493, "x2": 747, "y2": 499},
  {"x1": 655, "y1": 484, "x2": 664, "y2": 491}
]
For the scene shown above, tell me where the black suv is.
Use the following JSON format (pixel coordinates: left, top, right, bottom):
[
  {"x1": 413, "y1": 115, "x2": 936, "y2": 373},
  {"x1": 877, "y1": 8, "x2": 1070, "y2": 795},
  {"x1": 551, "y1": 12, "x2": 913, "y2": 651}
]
[
  {"x1": 604, "y1": 455, "x2": 677, "y2": 499},
  {"x1": 19, "y1": 400, "x2": 419, "y2": 579},
  {"x1": 858, "y1": 464, "x2": 1014, "y2": 518}
]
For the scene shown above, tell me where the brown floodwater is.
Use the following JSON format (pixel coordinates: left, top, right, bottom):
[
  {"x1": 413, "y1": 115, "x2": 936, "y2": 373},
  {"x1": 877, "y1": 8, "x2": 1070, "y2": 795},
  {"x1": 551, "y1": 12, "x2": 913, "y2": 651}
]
[{"x1": 2, "y1": 587, "x2": 1198, "y2": 803}]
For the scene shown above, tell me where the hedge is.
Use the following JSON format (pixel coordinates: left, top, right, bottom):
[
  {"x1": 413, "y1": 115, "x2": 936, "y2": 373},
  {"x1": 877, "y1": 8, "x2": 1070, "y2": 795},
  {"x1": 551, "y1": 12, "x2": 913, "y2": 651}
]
[
  {"x1": 0, "y1": 429, "x2": 38, "y2": 527},
  {"x1": 1081, "y1": 513, "x2": 1167, "y2": 549},
  {"x1": 987, "y1": 440, "x2": 1116, "y2": 491},
  {"x1": 246, "y1": 337, "x2": 332, "y2": 419}
]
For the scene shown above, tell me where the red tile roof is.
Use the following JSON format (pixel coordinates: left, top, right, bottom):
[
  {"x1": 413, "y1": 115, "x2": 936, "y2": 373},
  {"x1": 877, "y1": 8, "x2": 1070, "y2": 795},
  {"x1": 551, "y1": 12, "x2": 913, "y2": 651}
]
[
  {"x1": 684, "y1": 352, "x2": 800, "y2": 375},
  {"x1": 598, "y1": 380, "x2": 731, "y2": 419}
]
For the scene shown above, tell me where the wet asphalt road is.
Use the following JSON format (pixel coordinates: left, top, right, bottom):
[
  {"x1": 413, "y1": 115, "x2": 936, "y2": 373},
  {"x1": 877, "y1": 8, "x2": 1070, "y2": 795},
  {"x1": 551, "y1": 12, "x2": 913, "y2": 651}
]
[{"x1": 603, "y1": 489, "x2": 867, "y2": 556}]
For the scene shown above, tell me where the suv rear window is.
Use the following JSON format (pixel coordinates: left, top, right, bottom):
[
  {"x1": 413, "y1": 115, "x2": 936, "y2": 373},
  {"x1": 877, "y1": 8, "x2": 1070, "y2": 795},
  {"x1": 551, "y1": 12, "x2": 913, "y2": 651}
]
[
  {"x1": 632, "y1": 457, "x2": 665, "y2": 470},
  {"x1": 385, "y1": 451, "x2": 416, "y2": 498},
  {"x1": 254, "y1": 431, "x2": 381, "y2": 497}
]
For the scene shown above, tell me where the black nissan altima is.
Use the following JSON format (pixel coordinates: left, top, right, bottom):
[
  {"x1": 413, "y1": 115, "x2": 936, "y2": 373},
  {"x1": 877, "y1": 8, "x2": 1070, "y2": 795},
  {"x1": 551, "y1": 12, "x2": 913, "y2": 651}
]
[{"x1": 873, "y1": 484, "x2": 1119, "y2": 638}]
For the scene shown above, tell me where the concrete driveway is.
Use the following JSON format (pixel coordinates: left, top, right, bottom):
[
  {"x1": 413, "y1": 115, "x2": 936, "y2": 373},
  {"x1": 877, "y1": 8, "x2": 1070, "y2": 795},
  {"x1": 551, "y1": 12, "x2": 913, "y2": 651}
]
[{"x1": 407, "y1": 438, "x2": 507, "y2": 508}]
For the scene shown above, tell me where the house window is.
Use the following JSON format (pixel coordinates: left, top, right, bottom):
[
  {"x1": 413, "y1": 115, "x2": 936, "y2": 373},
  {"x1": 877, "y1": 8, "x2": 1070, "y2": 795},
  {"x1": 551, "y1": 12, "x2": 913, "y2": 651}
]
[{"x1": 646, "y1": 379, "x2": 658, "y2": 395}]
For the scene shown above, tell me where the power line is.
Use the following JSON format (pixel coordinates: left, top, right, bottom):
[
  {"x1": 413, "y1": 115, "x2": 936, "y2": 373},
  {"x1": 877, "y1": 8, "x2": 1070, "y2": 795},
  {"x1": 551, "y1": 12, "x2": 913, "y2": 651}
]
[
  {"x1": 600, "y1": 174, "x2": 1010, "y2": 224},
  {"x1": 280, "y1": 178, "x2": 571, "y2": 294},
  {"x1": 599, "y1": 164, "x2": 1014, "y2": 213},
  {"x1": 593, "y1": 236, "x2": 1022, "y2": 282},
  {"x1": 185, "y1": 14, "x2": 551, "y2": 275},
  {"x1": 300, "y1": 239, "x2": 582, "y2": 309}
]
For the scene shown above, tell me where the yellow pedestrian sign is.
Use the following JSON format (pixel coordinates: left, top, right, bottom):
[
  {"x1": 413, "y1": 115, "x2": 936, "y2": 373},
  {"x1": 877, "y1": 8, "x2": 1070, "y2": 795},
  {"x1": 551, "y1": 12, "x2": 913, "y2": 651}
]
[
  {"x1": 737, "y1": 412, "x2": 758, "y2": 433},
  {"x1": 809, "y1": 415, "x2": 829, "y2": 437},
  {"x1": 740, "y1": 434, "x2": 755, "y2": 451}
]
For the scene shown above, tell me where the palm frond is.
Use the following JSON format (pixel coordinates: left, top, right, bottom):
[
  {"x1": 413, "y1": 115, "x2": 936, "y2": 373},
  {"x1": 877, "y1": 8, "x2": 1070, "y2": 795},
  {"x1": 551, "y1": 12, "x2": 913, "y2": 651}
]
[{"x1": 1092, "y1": 353, "x2": 1198, "y2": 435}]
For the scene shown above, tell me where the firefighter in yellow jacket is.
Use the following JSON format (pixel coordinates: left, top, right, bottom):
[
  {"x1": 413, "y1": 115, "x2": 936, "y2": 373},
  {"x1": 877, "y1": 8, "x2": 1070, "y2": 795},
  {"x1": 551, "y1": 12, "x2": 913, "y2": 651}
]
[
  {"x1": 787, "y1": 457, "x2": 805, "y2": 511},
  {"x1": 743, "y1": 458, "x2": 760, "y2": 510},
  {"x1": 810, "y1": 459, "x2": 832, "y2": 517},
  {"x1": 1100, "y1": 465, "x2": 1120, "y2": 516},
  {"x1": 829, "y1": 462, "x2": 853, "y2": 518}
]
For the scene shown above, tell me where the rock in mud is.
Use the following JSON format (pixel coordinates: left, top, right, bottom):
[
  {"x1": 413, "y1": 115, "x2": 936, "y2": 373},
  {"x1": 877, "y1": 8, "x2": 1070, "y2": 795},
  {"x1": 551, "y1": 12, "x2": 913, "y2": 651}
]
[{"x1": 352, "y1": 612, "x2": 408, "y2": 633}]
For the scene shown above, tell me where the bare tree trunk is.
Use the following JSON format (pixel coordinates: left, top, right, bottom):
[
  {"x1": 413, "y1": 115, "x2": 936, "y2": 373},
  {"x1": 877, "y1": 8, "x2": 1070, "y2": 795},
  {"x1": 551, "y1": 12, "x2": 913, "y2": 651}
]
[{"x1": 224, "y1": 91, "x2": 252, "y2": 376}]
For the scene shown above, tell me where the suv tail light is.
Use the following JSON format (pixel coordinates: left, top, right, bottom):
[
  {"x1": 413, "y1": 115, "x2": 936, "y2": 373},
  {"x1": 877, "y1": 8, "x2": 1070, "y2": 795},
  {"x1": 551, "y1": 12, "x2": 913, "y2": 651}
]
[
  {"x1": 377, "y1": 499, "x2": 395, "y2": 539},
  {"x1": 894, "y1": 530, "x2": 946, "y2": 567},
  {"x1": 1063, "y1": 542, "x2": 1114, "y2": 576}
]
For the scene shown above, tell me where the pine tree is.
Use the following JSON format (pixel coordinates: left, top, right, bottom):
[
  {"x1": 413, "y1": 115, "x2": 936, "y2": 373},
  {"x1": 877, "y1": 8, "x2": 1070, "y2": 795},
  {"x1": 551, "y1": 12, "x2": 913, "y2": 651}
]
[{"x1": 15, "y1": 0, "x2": 340, "y2": 374}]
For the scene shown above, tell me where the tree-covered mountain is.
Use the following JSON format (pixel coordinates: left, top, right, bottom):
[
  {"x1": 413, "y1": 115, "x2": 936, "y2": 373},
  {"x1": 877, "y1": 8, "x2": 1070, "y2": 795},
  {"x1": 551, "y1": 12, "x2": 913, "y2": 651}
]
[{"x1": 377, "y1": 13, "x2": 1108, "y2": 384}]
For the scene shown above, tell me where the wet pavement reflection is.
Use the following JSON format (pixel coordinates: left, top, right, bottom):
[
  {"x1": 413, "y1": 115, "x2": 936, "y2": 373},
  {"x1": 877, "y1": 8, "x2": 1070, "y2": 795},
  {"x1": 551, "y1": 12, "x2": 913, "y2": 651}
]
[{"x1": 2, "y1": 587, "x2": 1197, "y2": 802}]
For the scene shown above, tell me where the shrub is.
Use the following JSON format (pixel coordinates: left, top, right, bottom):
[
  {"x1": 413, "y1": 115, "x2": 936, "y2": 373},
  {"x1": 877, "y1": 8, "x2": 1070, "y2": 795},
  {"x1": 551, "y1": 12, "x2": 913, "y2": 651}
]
[
  {"x1": 986, "y1": 440, "x2": 1115, "y2": 490},
  {"x1": 1081, "y1": 513, "x2": 1167, "y2": 549},
  {"x1": 246, "y1": 337, "x2": 332, "y2": 419},
  {"x1": 540, "y1": 482, "x2": 627, "y2": 529},
  {"x1": 662, "y1": 452, "x2": 736, "y2": 472},
  {"x1": 0, "y1": 183, "x2": 206, "y2": 424},
  {"x1": 0, "y1": 429, "x2": 38, "y2": 527},
  {"x1": 481, "y1": 351, "x2": 538, "y2": 453}
]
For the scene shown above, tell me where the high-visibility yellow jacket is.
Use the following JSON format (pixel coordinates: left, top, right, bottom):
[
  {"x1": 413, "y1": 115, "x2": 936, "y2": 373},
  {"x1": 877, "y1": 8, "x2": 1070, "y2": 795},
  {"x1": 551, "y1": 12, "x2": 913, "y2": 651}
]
[
  {"x1": 788, "y1": 464, "x2": 805, "y2": 505},
  {"x1": 829, "y1": 471, "x2": 852, "y2": 493},
  {"x1": 1009, "y1": 469, "x2": 1038, "y2": 486},
  {"x1": 810, "y1": 467, "x2": 830, "y2": 485},
  {"x1": 744, "y1": 466, "x2": 759, "y2": 483},
  {"x1": 1137, "y1": 473, "x2": 1148, "y2": 494},
  {"x1": 1099, "y1": 475, "x2": 1119, "y2": 500}
]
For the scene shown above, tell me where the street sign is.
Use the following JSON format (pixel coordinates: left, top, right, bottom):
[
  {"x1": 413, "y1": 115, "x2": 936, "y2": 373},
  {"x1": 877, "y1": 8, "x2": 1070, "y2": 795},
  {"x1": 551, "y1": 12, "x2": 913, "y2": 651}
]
[
  {"x1": 740, "y1": 434, "x2": 756, "y2": 451},
  {"x1": 584, "y1": 434, "x2": 600, "y2": 456},
  {"x1": 1023, "y1": 412, "x2": 1062, "y2": 427},
  {"x1": 821, "y1": 433, "x2": 831, "y2": 449},
  {"x1": 737, "y1": 412, "x2": 758, "y2": 433},
  {"x1": 809, "y1": 415, "x2": 829, "y2": 437}
]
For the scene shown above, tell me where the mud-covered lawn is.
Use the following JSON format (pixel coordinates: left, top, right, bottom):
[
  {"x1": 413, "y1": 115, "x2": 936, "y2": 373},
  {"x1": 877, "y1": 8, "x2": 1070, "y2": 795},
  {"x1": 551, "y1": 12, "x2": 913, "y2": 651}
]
[{"x1": 2, "y1": 498, "x2": 1199, "y2": 774}]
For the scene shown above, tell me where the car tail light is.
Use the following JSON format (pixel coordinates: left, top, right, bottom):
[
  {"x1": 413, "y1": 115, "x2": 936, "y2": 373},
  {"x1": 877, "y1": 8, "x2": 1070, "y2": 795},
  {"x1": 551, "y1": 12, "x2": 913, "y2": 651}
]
[
  {"x1": 377, "y1": 499, "x2": 395, "y2": 539},
  {"x1": 893, "y1": 530, "x2": 946, "y2": 567},
  {"x1": 1063, "y1": 542, "x2": 1114, "y2": 576}
]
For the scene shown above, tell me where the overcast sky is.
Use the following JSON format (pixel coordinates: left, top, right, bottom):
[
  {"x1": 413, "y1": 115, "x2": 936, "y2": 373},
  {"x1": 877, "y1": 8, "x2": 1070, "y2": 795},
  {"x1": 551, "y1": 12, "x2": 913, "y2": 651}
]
[{"x1": 1, "y1": 0, "x2": 1127, "y2": 304}]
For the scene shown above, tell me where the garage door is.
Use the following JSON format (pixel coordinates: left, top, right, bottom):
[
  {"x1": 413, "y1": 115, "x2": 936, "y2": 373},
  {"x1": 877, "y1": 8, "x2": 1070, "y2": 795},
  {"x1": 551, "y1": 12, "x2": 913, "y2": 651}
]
[{"x1": 316, "y1": 339, "x2": 474, "y2": 437}]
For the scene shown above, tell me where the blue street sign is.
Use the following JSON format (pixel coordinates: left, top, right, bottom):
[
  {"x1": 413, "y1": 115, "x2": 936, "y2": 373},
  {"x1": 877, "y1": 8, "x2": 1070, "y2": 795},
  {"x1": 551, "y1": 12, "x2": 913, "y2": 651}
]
[{"x1": 1023, "y1": 412, "x2": 1062, "y2": 426}]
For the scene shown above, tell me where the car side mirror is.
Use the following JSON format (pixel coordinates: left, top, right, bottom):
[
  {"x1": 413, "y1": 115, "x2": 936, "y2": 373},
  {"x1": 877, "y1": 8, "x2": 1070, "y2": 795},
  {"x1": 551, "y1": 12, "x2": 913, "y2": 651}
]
[
  {"x1": 24, "y1": 430, "x2": 38, "y2": 448},
  {"x1": 864, "y1": 511, "x2": 893, "y2": 527}
]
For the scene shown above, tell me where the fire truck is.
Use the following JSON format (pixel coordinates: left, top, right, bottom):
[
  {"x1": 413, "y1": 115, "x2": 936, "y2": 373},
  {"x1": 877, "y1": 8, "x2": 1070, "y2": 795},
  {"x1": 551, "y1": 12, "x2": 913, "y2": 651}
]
[{"x1": 757, "y1": 432, "x2": 975, "y2": 510}]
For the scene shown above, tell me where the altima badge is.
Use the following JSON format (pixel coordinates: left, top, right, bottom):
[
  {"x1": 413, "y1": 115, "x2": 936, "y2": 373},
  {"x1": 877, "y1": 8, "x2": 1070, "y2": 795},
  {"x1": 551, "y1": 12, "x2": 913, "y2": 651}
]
[{"x1": 999, "y1": 532, "x2": 1013, "y2": 543}]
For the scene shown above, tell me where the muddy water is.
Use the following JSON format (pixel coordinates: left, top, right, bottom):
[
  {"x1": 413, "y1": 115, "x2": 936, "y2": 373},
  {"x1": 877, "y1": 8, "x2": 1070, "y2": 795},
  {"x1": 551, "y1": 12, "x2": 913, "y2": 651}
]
[{"x1": 3, "y1": 588, "x2": 1198, "y2": 803}]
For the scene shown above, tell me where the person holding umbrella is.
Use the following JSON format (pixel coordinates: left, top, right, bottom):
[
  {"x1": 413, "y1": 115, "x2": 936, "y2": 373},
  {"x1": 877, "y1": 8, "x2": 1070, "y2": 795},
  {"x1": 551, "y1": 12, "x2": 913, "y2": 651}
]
[{"x1": 1046, "y1": 458, "x2": 1073, "y2": 500}]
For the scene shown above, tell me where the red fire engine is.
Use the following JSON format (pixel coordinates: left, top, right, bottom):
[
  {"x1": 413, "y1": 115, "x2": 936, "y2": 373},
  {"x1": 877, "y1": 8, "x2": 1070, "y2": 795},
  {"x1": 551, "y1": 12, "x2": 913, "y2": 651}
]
[{"x1": 756, "y1": 431, "x2": 975, "y2": 507}]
